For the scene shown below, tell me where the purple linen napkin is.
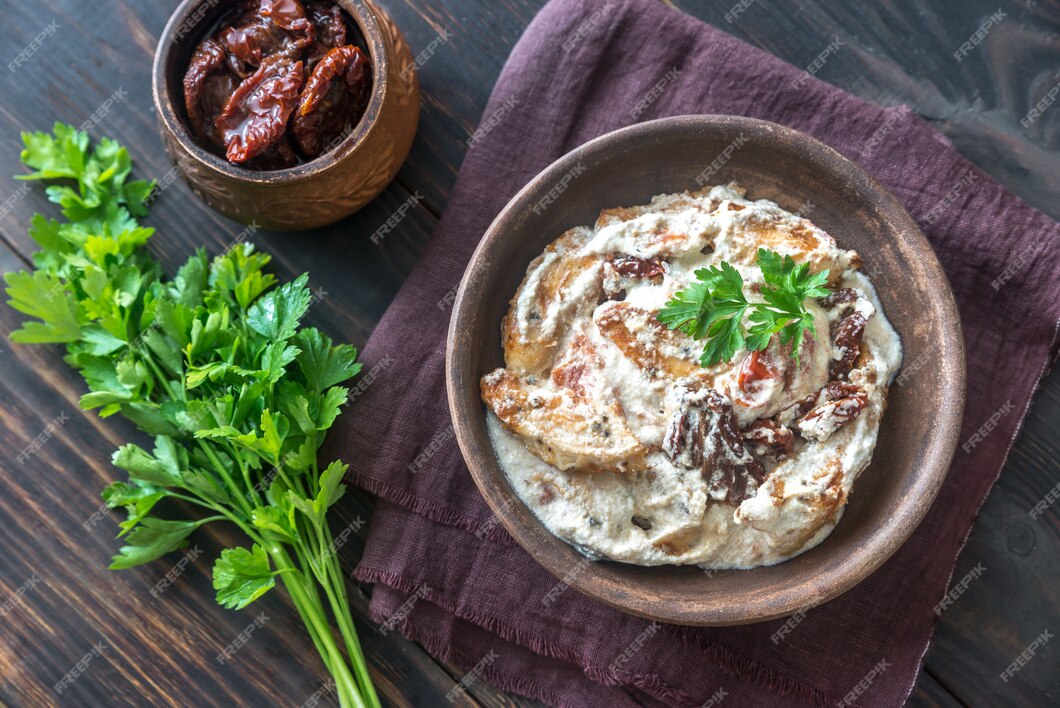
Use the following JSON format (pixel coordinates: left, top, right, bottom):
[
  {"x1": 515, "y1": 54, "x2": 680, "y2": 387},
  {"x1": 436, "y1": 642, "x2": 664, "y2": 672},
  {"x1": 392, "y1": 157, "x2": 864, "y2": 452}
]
[{"x1": 323, "y1": 0, "x2": 1060, "y2": 704}]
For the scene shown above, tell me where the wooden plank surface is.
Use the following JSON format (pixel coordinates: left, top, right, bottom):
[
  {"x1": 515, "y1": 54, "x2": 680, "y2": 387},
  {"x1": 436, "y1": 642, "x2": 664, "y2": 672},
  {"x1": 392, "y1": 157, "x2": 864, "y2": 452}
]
[{"x1": 0, "y1": 0, "x2": 1055, "y2": 706}]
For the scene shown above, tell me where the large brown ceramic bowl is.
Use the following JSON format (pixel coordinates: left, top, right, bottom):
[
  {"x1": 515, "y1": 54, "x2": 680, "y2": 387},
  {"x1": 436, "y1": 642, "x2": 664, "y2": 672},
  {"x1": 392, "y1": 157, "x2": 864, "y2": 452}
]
[
  {"x1": 152, "y1": 0, "x2": 419, "y2": 231},
  {"x1": 446, "y1": 115, "x2": 966, "y2": 626}
]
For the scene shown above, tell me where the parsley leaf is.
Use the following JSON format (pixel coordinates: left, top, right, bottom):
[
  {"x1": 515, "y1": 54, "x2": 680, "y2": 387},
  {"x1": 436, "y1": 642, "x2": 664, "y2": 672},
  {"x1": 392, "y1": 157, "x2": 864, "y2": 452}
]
[
  {"x1": 20, "y1": 123, "x2": 154, "y2": 230},
  {"x1": 656, "y1": 278, "x2": 713, "y2": 338},
  {"x1": 657, "y1": 248, "x2": 831, "y2": 366},
  {"x1": 109, "y1": 517, "x2": 202, "y2": 570},
  {"x1": 18, "y1": 124, "x2": 88, "y2": 182},
  {"x1": 747, "y1": 248, "x2": 830, "y2": 366},
  {"x1": 4, "y1": 270, "x2": 82, "y2": 343},
  {"x1": 102, "y1": 480, "x2": 167, "y2": 537},
  {"x1": 294, "y1": 327, "x2": 361, "y2": 392},
  {"x1": 251, "y1": 506, "x2": 296, "y2": 541},
  {"x1": 111, "y1": 437, "x2": 185, "y2": 488},
  {"x1": 314, "y1": 460, "x2": 348, "y2": 515},
  {"x1": 246, "y1": 273, "x2": 311, "y2": 342},
  {"x1": 213, "y1": 545, "x2": 277, "y2": 610},
  {"x1": 657, "y1": 262, "x2": 755, "y2": 366}
]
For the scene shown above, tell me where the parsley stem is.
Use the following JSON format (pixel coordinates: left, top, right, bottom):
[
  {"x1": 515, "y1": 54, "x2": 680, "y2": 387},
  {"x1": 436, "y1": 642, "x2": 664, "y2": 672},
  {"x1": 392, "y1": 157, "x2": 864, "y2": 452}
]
[
  {"x1": 228, "y1": 443, "x2": 263, "y2": 509},
  {"x1": 135, "y1": 347, "x2": 261, "y2": 528},
  {"x1": 139, "y1": 348, "x2": 186, "y2": 405},
  {"x1": 275, "y1": 569, "x2": 345, "y2": 700},
  {"x1": 301, "y1": 513, "x2": 378, "y2": 707},
  {"x1": 287, "y1": 506, "x2": 377, "y2": 708},
  {"x1": 323, "y1": 544, "x2": 378, "y2": 707},
  {"x1": 271, "y1": 463, "x2": 302, "y2": 505},
  {"x1": 198, "y1": 440, "x2": 257, "y2": 520},
  {"x1": 305, "y1": 443, "x2": 378, "y2": 707},
  {"x1": 166, "y1": 491, "x2": 222, "y2": 509},
  {"x1": 273, "y1": 547, "x2": 366, "y2": 708}
]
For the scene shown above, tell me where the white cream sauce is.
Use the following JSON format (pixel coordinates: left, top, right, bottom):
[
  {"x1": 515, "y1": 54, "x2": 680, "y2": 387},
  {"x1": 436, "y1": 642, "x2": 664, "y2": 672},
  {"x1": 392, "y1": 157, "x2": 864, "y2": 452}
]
[{"x1": 485, "y1": 184, "x2": 903, "y2": 568}]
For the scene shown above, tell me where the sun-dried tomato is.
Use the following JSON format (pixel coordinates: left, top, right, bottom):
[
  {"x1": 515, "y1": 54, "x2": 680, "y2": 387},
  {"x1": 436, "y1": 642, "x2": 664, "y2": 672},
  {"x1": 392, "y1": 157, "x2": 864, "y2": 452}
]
[
  {"x1": 611, "y1": 256, "x2": 665, "y2": 279},
  {"x1": 830, "y1": 309, "x2": 868, "y2": 380},
  {"x1": 737, "y1": 349, "x2": 779, "y2": 389},
  {"x1": 819, "y1": 288, "x2": 857, "y2": 311},
  {"x1": 184, "y1": 38, "x2": 234, "y2": 144},
  {"x1": 198, "y1": 73, "x2": 241, "y2": 147},
  {"x1": 774, "y1": 391, "x2": 819, "y2": 429},
  {"x1": 797, "y1": 382, "x2": 868, "y2": 441},
  {"x1": 792, "y1": 391, "x2": 820, "y2": 419},
  {"x1": 292, "y1": 45, "x2": 371, "y2": 158},
  {"x1": 824, "y1": 381, "x2": 861, "y2": 400},
  {"x1": 664, "y1": 386, "x2": 766, "y2": 505},
  {"x1": 183, "y1": 1, "x2": 370, "y2": 169},
  {"x1": 742, "y1": 419, "x2": 795, "y2": 458},
  {"x1": 219, "y1": 19, "x2": 293, "y2": 77},
  {"x1": 261, "y1": 0, "x2": 312, "y2": 32},
  {"x1": 244, "y1": 134, "x2": 300, "y2": 170},
  {"x1": 216, "y1": 58, "x2": 305, "y2": 163},
  {"x1": 305, "y1": 0, "x2": 348, "y2": 66},
  {"x1": 218, "y1": 1, "x2": 313, "y2": 77}
]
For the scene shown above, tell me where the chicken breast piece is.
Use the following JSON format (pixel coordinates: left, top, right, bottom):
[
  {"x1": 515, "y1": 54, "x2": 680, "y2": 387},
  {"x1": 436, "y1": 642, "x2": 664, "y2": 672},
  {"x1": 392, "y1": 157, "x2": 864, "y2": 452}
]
[
  {"x1": 502, "y1": 226, "x2": 604, "y2": 376},
  {"x1": 481, "y1": 333, "x2": 647, "y2": 473},
  {"x1": 592, "y1": 300, "x2": 716, "y2": 382},
  {"x1": 583, "y1": 191, "x2": 721, "y2": 259},
  {"x1": 713, "y1": 202, "x2": 860, "y2": 285},
  {"x1": 593, "y1": 191, "x2": 714, "y2": 229}
]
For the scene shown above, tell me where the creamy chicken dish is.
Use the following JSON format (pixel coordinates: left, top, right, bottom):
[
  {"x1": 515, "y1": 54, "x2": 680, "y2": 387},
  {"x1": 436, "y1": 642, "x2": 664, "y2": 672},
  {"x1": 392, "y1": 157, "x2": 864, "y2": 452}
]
[{"x1": 481, "y1": 184, "x2": 902, "y2": 568}]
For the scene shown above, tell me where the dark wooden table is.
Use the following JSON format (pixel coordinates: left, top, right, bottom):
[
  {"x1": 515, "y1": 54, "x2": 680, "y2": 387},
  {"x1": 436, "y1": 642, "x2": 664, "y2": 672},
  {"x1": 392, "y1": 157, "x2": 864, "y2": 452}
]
[{"x1": 0, "y1": 1, "x2": 1056, "y2": 706}]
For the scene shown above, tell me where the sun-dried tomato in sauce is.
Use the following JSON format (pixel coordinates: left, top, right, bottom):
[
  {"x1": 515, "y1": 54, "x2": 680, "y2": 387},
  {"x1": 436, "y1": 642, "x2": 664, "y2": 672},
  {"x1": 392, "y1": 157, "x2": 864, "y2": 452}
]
[
  {"x1": 830, "y1": 308, "x2": 869, "y2": 380},
  {"x1": 797, "y1": 381, "x2": 868, "y2": 441},
  {"x1": 610, "y1": 255, "x2": 665, "y2": 279},
  {"x1": 742, "y1": 419, "x2": 795, "y2": 458},
  {"x1": 737, "y1": 349, "x2": 778, "y2": 391},
  {"x1": 819, "y1": 287, "x2": 857, "y2": 311},
  {"x1": 663, "y1": 385, "x2": 766, "y2": 505},
  {"x1": 182, "y1": 0, "x2": 372, "y2": 168}
]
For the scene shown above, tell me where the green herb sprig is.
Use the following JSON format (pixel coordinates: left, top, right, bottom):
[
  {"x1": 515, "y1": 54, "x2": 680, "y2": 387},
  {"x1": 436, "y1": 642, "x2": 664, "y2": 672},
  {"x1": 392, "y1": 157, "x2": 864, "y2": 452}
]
[
  {"x1": 657, "y1": 248, "x2": 830, "y2": 366},
  {"x1": 5, "y1": 124, "x2": 379, "y2": 708}
]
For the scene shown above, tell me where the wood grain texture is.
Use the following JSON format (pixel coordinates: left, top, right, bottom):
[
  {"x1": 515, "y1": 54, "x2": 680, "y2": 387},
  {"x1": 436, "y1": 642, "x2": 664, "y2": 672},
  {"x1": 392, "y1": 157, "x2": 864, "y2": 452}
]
[
  {"x1": 909, "y1": 671, "x2": 965, "y2": 708},
  {"x1": 0, "y1": 0, "x2": 1055, "y2": 706},
  {"x1": 921, "y1": 374, "x2": 1060, "y2": 707},
  {"x1": 676, "y1": 0, "x2": 1060, "y2": 220}
]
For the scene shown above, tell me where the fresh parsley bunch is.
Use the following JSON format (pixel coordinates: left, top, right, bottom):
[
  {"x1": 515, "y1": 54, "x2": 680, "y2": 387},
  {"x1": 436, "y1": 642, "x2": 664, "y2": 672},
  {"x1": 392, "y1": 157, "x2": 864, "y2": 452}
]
[
  {"x1": 657, "y1": 248, "x2": 830, "y2": 366},
  {"x1": 5, "y1": 124, "x2": 379, "y2": 708}
]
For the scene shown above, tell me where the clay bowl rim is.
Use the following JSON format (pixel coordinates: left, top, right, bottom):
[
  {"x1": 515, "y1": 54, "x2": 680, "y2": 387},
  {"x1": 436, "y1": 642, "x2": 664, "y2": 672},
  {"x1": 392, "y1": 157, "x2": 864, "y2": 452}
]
[
  {"x1": 152, "y1": 0, "x2": 389, "y2": 185},
  {"x1": 445, "y1": 114, "x2": 966, "y2": 626}
]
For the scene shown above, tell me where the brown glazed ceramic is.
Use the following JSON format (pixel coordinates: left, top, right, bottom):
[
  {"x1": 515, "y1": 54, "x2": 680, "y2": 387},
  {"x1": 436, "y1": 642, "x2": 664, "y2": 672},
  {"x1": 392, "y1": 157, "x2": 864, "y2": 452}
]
[
  {"x1": 446, "y1": 115, "x2": 966, "y2": 626},
  {"x1": 152, "y1": 0, "x2": 420, "y2": 231}
]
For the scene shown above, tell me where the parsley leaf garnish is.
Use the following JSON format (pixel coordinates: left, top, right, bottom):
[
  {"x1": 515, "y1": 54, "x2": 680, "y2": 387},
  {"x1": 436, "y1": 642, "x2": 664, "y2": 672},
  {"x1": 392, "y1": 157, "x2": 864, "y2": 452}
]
[
  {"x1": 658, "y1": 248, "x2": 830, "y2": 366},
  {"x1": 657, "y1": 261, "x2": 754, "y2": 366},
  {"x1": 748, "y1": 248, "x2": 830, "y2": 365},
  {"x1": 3, "y1": 125, "x2": 379, "y2": 707}
]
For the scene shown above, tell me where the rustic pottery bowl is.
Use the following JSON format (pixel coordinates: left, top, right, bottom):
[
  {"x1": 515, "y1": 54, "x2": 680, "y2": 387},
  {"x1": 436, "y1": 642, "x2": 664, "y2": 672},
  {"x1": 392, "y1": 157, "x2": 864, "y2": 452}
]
[
  {"x1": 446, "y1": 115, "x2": 966, "y2": 626},
  {"x1": 152, "y1": 0, "x2": 420, "y2": 231}
]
